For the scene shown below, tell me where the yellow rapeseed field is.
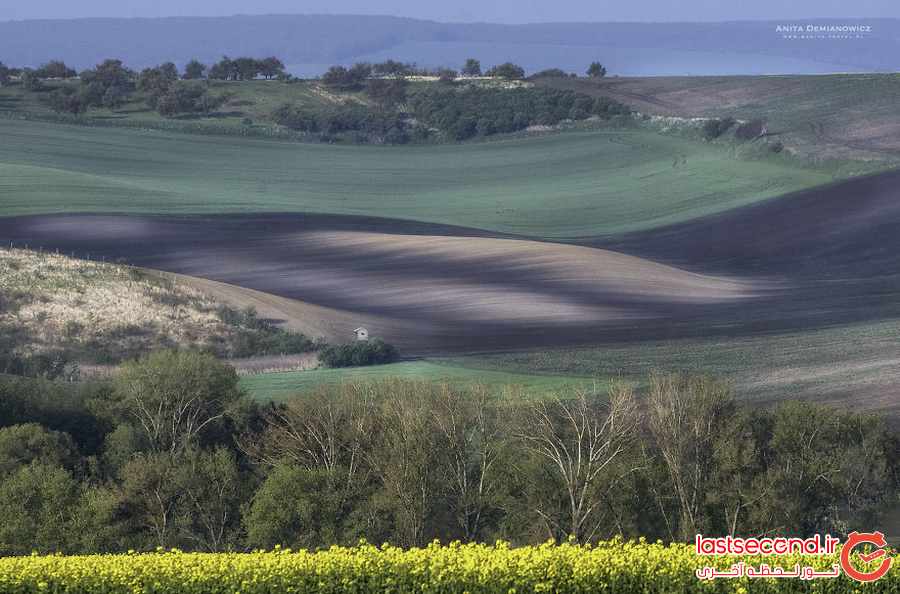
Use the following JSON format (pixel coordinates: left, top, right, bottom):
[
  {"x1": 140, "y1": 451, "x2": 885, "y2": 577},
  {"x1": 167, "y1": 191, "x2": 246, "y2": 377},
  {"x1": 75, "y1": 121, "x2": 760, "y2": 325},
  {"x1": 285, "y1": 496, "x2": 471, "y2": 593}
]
[{"x1": 0, "y1": 540, "x2": 895, "y2": 593}]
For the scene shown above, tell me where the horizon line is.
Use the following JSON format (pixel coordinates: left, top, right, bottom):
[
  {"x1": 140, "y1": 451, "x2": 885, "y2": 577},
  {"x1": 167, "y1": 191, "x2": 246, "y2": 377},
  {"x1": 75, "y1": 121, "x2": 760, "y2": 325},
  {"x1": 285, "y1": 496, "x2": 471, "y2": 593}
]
[{"x1": 0, "y1": 12, "x2": 895, "y2": 27}]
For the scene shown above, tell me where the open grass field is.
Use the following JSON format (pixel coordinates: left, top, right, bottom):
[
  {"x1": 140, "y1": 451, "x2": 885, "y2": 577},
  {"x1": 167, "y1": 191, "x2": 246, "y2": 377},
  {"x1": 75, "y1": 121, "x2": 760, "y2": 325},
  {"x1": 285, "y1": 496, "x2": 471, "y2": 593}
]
[
  {"x1": 239, "y1": 360, "x2": 601, "y2": 401},
  {"x1": 538, "y1": 74, "x2": 900, "y2": 163},
  {"x1": 0, "y1": 118, "x2": 835, "y2": 238}
]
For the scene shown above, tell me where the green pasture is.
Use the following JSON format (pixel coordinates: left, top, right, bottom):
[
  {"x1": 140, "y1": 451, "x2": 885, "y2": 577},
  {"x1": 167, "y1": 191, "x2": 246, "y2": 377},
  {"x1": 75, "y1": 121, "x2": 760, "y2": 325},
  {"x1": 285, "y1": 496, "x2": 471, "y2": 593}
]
[
  {"x1": 0, "y1": 118, "x2": 832, "y2": 237},
  {"x1": 239, "y1": 360, "x2": 602, "y2": 401}
]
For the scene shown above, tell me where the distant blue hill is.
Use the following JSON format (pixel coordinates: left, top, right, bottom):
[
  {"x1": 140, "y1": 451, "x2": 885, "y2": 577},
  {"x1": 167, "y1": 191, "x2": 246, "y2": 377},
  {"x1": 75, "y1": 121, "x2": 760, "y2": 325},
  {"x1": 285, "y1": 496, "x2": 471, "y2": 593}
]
[{"x1": 1, "y1": 14, "x2": 897, "y2": 76}]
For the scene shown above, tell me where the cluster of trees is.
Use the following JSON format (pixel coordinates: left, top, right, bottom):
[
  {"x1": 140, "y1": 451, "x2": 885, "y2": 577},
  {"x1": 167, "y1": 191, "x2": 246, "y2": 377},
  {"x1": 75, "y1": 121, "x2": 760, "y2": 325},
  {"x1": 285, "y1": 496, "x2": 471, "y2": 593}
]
[
  {"x1": 0, "y1": 353, "x2": 895, "y2": 555},
  {"x1": 318, "y1": 339, "x2": 399, "y2": 368},
  {"x1": 0, "y1": 60, "x2": 75, "y2": 88},
  {"x1": 0, "y1": 62, "x2": 13, "y2": 85},
  {"x1": 137, "y1": 62, "x2": 226, "y2": 116},
  {"x1": 408, "y1": 86, "x2": 630, "y2": 140},
  {"x1": 33, "y1": 60, "x2": 78, "y2": 80},
  {"x1": 484, "y1": 62, "x2": 526, "y2": 80},
  {"x1": 272, "y1": 102, "x2": 410, "y2": 144},
  {"x1": 275, "y1": 78, "x2": 628, "y2": 143},
  {"x1": 26, "y1": 57, "x2": 282, "y2": 116},
  {"x1": 319, "y1": 58, "x2": 535, "y2": 91},
  {"x1": 208, "y1": 56, "x2": 286, "y2": 81},
  {"x1": 215, "y1": 305, "x2": 318, "y2": 358},
  {"x1": 46, "y1": 59, "x2": 134, "y2": 114}
]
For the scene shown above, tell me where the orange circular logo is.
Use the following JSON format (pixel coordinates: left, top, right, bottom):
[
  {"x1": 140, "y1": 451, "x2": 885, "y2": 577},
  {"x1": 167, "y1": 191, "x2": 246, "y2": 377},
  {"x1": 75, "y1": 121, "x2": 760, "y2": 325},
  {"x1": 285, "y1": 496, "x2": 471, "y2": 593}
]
[{"x1": 840, "y1": 531, "x2": 893, "y2": 582}]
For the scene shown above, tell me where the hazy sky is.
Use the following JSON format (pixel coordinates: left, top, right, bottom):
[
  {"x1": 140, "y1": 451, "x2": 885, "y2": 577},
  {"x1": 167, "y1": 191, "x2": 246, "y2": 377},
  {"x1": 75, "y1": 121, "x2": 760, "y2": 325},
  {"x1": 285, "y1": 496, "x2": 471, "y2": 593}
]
[{"x1": 2, "y1": 1, "x2": 899, "y2": 23}]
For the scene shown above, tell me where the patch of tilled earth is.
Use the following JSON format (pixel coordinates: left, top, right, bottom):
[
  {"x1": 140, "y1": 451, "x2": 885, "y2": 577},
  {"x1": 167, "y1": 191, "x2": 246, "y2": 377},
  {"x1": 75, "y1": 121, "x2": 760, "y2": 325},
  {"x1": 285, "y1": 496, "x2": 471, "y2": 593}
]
[{"x1": 0, "y1": 213, "x2": 760, "y2": 353}]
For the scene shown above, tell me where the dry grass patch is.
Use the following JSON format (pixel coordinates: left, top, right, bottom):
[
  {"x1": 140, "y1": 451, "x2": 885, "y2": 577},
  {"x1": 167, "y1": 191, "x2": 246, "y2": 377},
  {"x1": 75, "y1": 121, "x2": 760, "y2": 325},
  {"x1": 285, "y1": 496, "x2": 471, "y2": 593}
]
[{"x1": 0, "y1": 248, "x2": 314, "y2": 364}]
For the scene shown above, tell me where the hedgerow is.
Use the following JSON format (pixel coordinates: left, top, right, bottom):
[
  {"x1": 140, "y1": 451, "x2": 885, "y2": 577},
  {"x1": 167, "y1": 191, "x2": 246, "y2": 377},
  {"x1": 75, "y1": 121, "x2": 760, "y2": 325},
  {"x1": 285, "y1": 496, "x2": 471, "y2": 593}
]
[{"x1": 0, "y1": 540, "x2": 895, "y2": 593}]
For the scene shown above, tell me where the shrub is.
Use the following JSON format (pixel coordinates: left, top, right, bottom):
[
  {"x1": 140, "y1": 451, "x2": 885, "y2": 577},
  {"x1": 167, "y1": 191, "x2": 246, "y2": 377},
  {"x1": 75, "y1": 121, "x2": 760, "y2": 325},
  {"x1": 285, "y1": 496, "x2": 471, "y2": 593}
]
[
  {"x1": 321, "y1": 63, "x2": 371, "y2": 91},
  {"x1": 485, "y1": 62, "x2": 526, "y2": 80},
  {"x1": 216, "y1": 305, "x2": 315, "y2": 357},
  {"x1": 532, "y1": 68, "x2": 570, "y2": 78},
  {"x1": 47, "y1": 88, "x2": 88, "y2": 115},
  {"x1": 319, "y1": 339, "x2": 399, "y2": 368},
  {"x1": 702, "y1": 117, "x2": 736, "y2": 140}
]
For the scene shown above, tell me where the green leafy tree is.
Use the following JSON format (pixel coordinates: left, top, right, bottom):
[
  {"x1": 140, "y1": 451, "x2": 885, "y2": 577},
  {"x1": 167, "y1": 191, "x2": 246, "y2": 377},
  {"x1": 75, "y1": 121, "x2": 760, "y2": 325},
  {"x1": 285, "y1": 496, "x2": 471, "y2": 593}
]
[
  {"x1": 48, "y1": 88, "x2": 88, "y2": 115},
  {"x1": 245, "y1": 464, "x2": 351, "y2": 549},
  {"x1": 0, "y1": 423, "x2": 78, "y2": 476},
  {"x1": 258, "y1": 57, "x2": 285, "y2": 79},
  {"x1": 486, "y1": 62, "x2": 525, "y2": 80},
  {"x1": 587, "y1": 62, "x2": 607, "y2": 78},
  {"x1": 322, "y1": 63, "x2": 371, "y2": 91},
  {"x1": 365, "y1": 77, "x2": 408, "y2": 106},
  {"x1": 138, "y1": 63, "x2": 180, "y2": 108},
  {"x1": 81, "y1": 59, "x2": 133, "y2": 90},
  {"x1": 209, "y1": 56, "x2": 237, "y2": 80},
  {"x1": 36, "y1": 60, "x2": 77, "y2": 79},
  {"x1": 183, "y1": 59, "x2": 207, "y2": 80},
  {"x1": 79, "y1": 59, "x2": 134, "y2": 108},
  {"x1": 119, "y1": 451, "x2": 182, "y2": 548},
  {"x1": 533, "y1": 68, "x2": 569, "y2": 78},
  {"x1": 461, "y1": 58, "x2": 482, "y2": 76},
  {"x1": 0, "y1": 61, "x2": 9, "y2": 86},
  {"x1": 0, "y1": 462, "x2": 81, "y2": 554},
  {"x1": 234, "y1": 57, "x2": 260, "y2": 81},
  {"x1": 372, "y1": 60, "x2": 414, "y2": 77},
  {"x1": 113, "y1": 350, "x2": 243, "y2": 455}
]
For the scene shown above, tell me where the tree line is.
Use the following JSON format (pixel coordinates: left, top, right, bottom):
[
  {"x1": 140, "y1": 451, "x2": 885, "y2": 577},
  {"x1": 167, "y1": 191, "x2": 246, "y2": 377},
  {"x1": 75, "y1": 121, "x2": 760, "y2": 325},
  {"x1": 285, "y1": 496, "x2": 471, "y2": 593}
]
[
  {"x1": 3, "y1": 55, "x2": 618, "y2": 142},
  {"x1": 273, "y1": 76, "x2": 629, "y2": 143},
  {"x1": 1, "y1": 57, "x2": 285, "y2": 117},
  {"x1": 0, "y1": 349, "x2": 895, "y2": 555}
]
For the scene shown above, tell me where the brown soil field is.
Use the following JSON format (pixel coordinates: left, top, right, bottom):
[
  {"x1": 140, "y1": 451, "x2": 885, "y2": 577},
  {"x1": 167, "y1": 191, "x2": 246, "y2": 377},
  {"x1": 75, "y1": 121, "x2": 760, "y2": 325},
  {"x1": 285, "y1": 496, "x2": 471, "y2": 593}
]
[
  {"x1": 2, "y1": 168, "x2": 899, "y2": 357},
  {"x1": 0, "y1": 214, "x2": 758, "y2": 353}
]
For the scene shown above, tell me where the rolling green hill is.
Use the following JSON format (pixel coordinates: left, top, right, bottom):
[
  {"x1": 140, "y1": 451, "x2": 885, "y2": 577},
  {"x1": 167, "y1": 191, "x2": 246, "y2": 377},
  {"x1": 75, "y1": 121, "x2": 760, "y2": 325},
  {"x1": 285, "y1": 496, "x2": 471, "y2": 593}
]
[{"x1": 0, "y1": 118, "x2": 833, "y2": 238}]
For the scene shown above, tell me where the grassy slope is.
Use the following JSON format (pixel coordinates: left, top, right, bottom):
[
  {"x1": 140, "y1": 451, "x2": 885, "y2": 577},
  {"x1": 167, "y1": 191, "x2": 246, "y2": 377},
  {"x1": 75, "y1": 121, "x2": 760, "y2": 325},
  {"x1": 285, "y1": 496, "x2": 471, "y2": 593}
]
[
  {"x1": 0, "y1": 248, "x2": 239, "y2": 363},
  {"x1": 538, "y1": 74, "x2": 900, "y2": 164},
  {"x1": 0, "y1": 118, "x2": 832, "y2": 238},
  {"x1": 240, "y1": 360, "x2": 602, "y2": 401},
  {"x1": 0, "y1": 80, "x2": 360, "y2": 136}
]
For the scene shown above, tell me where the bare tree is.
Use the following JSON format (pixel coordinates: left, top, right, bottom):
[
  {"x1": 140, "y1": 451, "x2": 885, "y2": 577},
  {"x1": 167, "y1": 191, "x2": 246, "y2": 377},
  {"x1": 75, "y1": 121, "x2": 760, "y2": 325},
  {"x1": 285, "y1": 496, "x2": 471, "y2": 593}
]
[
  {"x1": 431, "y1": 384, "x2": 506, "y2": 541},
  {"x1": 239, "y1": 384, "x2": 375, "y2": 497},
  {"x1": 366, "y1": 380, "x2": 439, "y2": 547},
  {"x1": 647, "y1": 372, "x2": 732, "y2": 540},
  {"x1": 176, "y1": 447, "x2": 242, "y2": 552},
  {"x1": 518, "y1": 382, "x2": 639, "y2": 541}
]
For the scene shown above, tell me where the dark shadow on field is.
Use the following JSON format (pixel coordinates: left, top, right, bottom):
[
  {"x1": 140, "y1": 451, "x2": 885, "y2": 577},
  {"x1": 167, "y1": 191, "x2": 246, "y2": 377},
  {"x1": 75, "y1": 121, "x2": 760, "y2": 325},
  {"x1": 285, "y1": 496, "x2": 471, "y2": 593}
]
[
  {"x1": 592, "y1": 169, "x2": 900, "y2": 279},
  {"x1": 3, "y1": 169, "x2": 900, "y2": 354}
]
